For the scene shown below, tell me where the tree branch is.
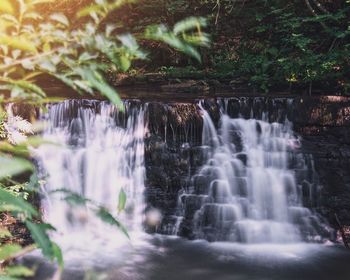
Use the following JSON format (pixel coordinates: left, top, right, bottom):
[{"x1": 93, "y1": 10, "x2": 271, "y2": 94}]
[
  {"x1": 311, "y1": 0, "x2": 329, "y2": 14},
  {"x1": 304, "y1": 0, "x2": 329, "y2": 31},
  {"x1": 213, "y1": 0, "x2": 221, "y2": 25}
]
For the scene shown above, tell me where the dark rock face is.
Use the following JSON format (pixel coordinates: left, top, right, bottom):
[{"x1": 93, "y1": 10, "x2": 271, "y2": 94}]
[
  {"x1": 292, "y1": 96, "x2": 350, "y2": 229},
  {"x1": 144, "y1": 102, "x2": 204, "y2": 235}
]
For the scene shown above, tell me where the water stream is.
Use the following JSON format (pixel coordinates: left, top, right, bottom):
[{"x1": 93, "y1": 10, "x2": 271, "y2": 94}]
[
  {"x1": 174, "y1": 101, "x2": 329, "y2": 242},
  {"x1": 35, "y1": 100, "x2": 146, "y2": 263}
]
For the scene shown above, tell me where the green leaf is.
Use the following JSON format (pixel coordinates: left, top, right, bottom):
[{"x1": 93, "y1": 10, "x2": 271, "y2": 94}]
[
  {"x1": 25, "y1": 136, "x2": 57, "y2": 148},
  {"x1": 23, "y1": 72, "x2": 43, "y2": 81},
  {"x1": 38, "y1": 59, "x2": 56, "y2": 73},
  {"x1": 79, "y1": 52, "x2": 98, "y2": 62},
  {"x1": 0, "y1": 187, "x2": 38, "y2": 218},
  {"x1": 53, "y1": 74, "x2": 84, "y2": 95},
  {"x1": 25, "y1": 221, "x2": 55, "y2": 259},
  {"x1": 50, "y1": 13, "x2": 69, "y2": 26},
  {"x1": 50, "y1": 188, "x2": 91, "y2": 206},
  {"x1": 77, "y1": 4, "x2": 105, "y2": 18},
  {"x1": 145, "y1": 25, "x2": 202, "y2": 62},
  {"x1": 0, "y1": 228, "x2": 12, "y2": 239},
  {"x1": 63, "y1": 193, "x2": 90, "y2": 206},
  {"x1": 74, "y1": 67, "x2": 123, "y2": 110},
  {"x1": 0, "y1": 155, "x2": 33, "y2": 180},
  {"x1": 24, "y1": 12, "x2": 42, "y2": 21},
  {"x1": 0, "y1": 244, "x2": 22, "y2": 261},
  {"x1": 21, "y1": 59, "x2": 35, "y2": 70},
  {"x1": 5, "y1": 265, "x2": 34, "y2": 277},
  {"x1": 118, "y1": 34, "x2": 138, "y2": 52},
  {"x1": 94, "y1": 207, "x2": 129, "y2": 239},
  {"x1": 73, "y1": 80, "x2": 94, "y2": 94},
  {"x1": 118, "y1": 55, "x2": 131, "y2": 72},
  {"x1": 0, "y1": 14, "x2": 18, "y2": 25},
  {"x1": 118, "y1": 188, "x2": 126, "y2": 213},
  {"x1": 183, "y1": 34, "x2": 210, "y2": 47},
  {"x1": 173, "y1": 17, "x2": 207, "y2": 35},
  {"x1": 0, "y1": 141, "x2": 30, "y2": 158},
  {"x1": 0, "y1": 36, "x2": 37, "y2": 53},
  {"x1": 0, "y1": 79, "x2": 46, "y2": 98},
  {"x1": 0, "y1": 275, "x2": 19, "y2": 280},
  {"x1": 24, "y1": 173, "x2": 40, "y2": 192},
  {"x1": 51, "y1": 242, "x2": 64, "y2": 269}
]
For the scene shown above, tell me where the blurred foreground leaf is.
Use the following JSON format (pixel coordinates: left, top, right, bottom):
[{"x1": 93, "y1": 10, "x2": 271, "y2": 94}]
[
  {"x1": 0, "y1": 155, "x2": 33, "y2": 180},
  {"x1": 118, "y1": 188, "x2": 126, "y2": 213},
  {"x1": 95, "y1": 207, "x2": 129, "y2": 239},
  {"x1": 0, "y1": 187, "x2": 38, "y2": 218},
  {"x1": 0, "y1": 244, "x2": 22, "y2": 261},
  {"x1": 25, "y1": 221, "x2": 60, "y2": 263},
  {"x1": 4, "y1": 265, "x2": 35, "y2": 278}
]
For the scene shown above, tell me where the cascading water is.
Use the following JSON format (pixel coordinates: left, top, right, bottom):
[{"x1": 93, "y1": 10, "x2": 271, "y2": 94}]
[
  {"x1": 35, "y1": 100, "x2": 146, "y2": 258},
  {"x1": 33, "y1": 97, "x2": 331, "y2": 257},
  {"x1": 176, "y1": 100, "x2": 329, "y2": 243}
]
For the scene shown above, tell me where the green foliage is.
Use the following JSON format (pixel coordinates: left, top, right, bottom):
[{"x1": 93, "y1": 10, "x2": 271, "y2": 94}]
[
  {"x1": 0, "y1": 228, "x2": 12, "y2": 239},
  {"x1": 145, "y1": 17, "x2": 209, "y2": 62},
  {"x1": 0, "y1": 121, "x2": 61, "y2": 275},
  {"x1": 0, "y1": 186, "x2": 37, "y2": 218},
  {"x1": 226, "y1": 0, "x2": 350, "y2": 93},
  {"x1": 0, "y1": 0, "x2": 208, "y2": 105},
  {"x1": 157, "y1": 0, "x2": 349, "y2": 94},
  {"x1": 4, "y1": 265, "x2": 35, "y2": 278},
  {"x1": 0, "y1": 244, "x2": 37, "y2": 279},
  {"x1": 0, "y1": 244, "x2": 22, "y2": 261},
  {"x1": 0, "y1": 243, "x2": 36, "y2": 278},
  {"x1": 3, "y1": 183, "x2": 30, "y2": 201},
  {"x1": 0, "y1": 183, "x2": 61, "y2": 268}
]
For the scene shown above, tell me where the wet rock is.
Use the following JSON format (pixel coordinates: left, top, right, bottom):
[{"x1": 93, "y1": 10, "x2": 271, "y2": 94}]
[
  {"x1": 193, "y1": 175, "x2": 209, "y2": 194},
  {"x1": 236, "y1": 153, "x2": 247, "y2": 166},
  {"x1": 210, "y1": 180, "x2": 230, "y2": 203},
  {"x1": 234, "y1": 177, "x2": 248, "y2": 196},
  {"x1": 182, "y1": 195, "x2": 205, "y2": 219}
]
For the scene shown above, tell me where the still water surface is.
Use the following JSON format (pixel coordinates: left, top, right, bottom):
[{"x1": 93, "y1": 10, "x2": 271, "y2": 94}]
[{"x1": 24, "y1": 234, "x2": 350, "y2": 280}]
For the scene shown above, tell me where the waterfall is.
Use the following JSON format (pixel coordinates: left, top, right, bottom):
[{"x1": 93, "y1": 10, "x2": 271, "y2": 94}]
[
  {"x1": 33, "y1": 97, "x2": 331, "y2": 253},
  {"x1": 35, "y1": 100, "x2": 146, "y2": 256},
  {"x1": 176, "y1": 100, "x2": 329, "y2": 243}
]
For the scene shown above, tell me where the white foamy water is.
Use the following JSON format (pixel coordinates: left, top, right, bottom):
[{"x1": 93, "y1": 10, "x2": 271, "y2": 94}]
[
  {"x1": 35, "y1": 100, "x2": 147, "y2": 261},
  {"x1": 176, "y1": 101, "x2": 329, "y2": 243}
]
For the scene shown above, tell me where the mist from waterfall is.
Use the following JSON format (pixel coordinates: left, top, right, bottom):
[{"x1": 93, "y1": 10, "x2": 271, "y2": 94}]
[
  {"x1": 35, "y1": 100, "x2": 146, "y2": 259},
  {"x1": 175, "y1": 100, "x2": 330, "y2": 243}
]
